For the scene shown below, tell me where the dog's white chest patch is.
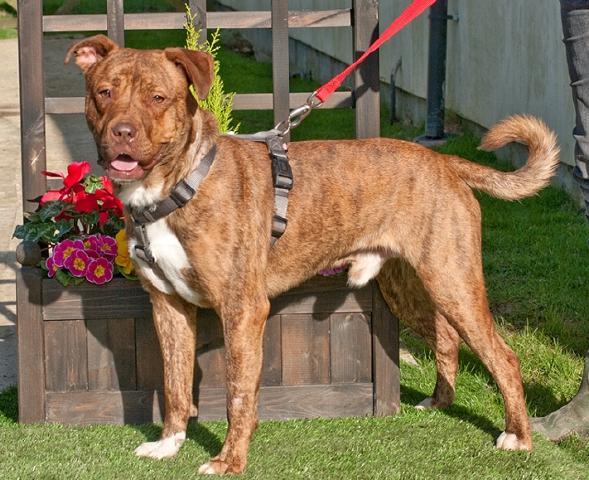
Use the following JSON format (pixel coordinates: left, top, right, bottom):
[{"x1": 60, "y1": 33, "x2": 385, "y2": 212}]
[
  {"x1": 128, "y1": 220, "x2": 202, "y2": 305},
  {"x1": 121, "y1": 182, "x2": 202, "y2": 305}
]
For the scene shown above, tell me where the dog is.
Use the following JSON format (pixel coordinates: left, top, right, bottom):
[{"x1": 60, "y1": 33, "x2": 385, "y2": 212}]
[{"x1": 66, "y1": 34, "x2": 559, "y2": 475}]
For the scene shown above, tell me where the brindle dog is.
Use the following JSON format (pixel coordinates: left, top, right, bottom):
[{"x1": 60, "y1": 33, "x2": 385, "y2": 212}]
[{"x1": 66, "y1": 35, "x2": 559, "y2": 474}]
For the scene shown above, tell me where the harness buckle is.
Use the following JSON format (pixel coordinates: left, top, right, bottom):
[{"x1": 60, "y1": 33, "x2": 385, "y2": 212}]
[
  {"x1": 271, "y1": 156, "x2": 293, "y2": 190},
  {"x1": 272, "y1": 213, "x2": 288, "y2": 238},
  {"x1": 169, "y1": 180, "x2": 196, "y2": 208}
]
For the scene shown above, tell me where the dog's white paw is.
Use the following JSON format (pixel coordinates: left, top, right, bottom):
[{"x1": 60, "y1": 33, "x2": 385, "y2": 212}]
[
  {"x1": 415, "y1": 397, "x2": 435, "y2": 410},
  {"x1": 134, "y1": 431, "x2": 186, "y2": 459},
  {"x1": 198, "y1": 462, "x2": 218, "y2": 475},
  {"x1": 495, "y1": 431, "x2": 531, "y2": 451}
]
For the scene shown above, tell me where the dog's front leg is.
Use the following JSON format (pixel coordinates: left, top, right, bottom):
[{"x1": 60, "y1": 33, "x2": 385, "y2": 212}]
[
  {"x1": 199, "y1": 296, "x2": 270, "y2": 475},
  {"x1": 135, "y1": 290, "x2": 197, "y2": 459}
]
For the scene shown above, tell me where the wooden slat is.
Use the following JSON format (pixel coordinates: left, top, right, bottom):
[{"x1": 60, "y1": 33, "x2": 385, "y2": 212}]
[
  {"x1": 44, "y1": 320, "x2": 88, "y2": 392},
  {"x1": 46, "y1": 383, "x2": 372, "y2": 423},
  {"x1": 42, "y1": 276, "x2": 370, "y2": 320},
  {"x1": 353, "y1": 0, "x2": 380, "y2": 139},
  {"x1": 46, "y1": 390, "x2": 163, "y2": 424},
  {"x1": 42, "y1": 278, "x2": 150, "y2": 320},
  {"x1": 330, "y1": 313, "x2": 372, "y2": 383},
  {"x1": 262, "y1": 315, "x2": 282, "y2": 385},
  {"x1": 135, "y1": 317, "x2": 163, "y2": 390},
  {"x1": 272, "y1": 0, "x2": 289, "y2": 138},
  {"x1": 18, "y1": 0, "x2": 46, "y2": 213},
  {"x1": 16, "y1": 268, "x2": 45, "y2": 423},
  {"x1": 87, "y1": 318, "x2": 136, "y2": 390},
  {"x1": 42, "y1": 10, "x2": 351, "y2": 33},
  {"x1": 371, "y1": 285, "x2": 400, "y2": 416},
  {"x1": 270, "y1": 285, "x2": 371, "y2": 315},
  {"x1": 281, "y1": 314, "x2": 330, "y2": 385},
  {"x1": 45, "y1": 91, "x2": 353, "y2": 114},
  {"x1": 194, "y1": 311, "x2": 225, "y2": 388},
  {"x1": 107, "y1": 0, "x2": 125, "y2": 46}
]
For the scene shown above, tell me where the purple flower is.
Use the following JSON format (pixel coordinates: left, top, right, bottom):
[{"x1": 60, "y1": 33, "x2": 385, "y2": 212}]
[
  {"x1": 95, "y1": 234, "x2": 117, "y2": 259},
  {"x1": 46, "y1": 256, "x2": 59, "y2": 278},
  {"x1": 64, "y1": 249, "x2": 90, "y2": 277},
  {"x1": 82, "y1": 235, "x2": 99, "y2": 252},
  {"x1": 52, "y1": 239, "x2": 84, "y2": 267},
  {"x1": 86, "y1": 257, "x2": 113, "y2": 284}
]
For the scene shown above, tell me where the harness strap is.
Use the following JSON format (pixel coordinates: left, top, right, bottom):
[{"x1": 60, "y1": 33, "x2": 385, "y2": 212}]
[
  {"x1": 131, "y1": 145, "x2": 216, "y2": 264},
  {"x1": 231, "y1": 131, "x2": 293, "y2": 244}
]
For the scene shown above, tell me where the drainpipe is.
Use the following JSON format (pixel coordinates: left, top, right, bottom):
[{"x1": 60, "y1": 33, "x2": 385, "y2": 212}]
[{"x1": 416, "y1": 0, "x2": 451, "y2": 146}]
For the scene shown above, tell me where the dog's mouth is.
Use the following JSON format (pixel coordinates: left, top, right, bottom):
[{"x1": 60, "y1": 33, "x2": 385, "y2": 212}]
[{"x1": 106, "y1": 153, "x2": 145, "y2": 181}]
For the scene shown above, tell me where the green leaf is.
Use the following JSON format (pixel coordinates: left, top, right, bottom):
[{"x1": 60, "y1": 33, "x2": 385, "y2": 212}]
[
  {"x1": 54, "y1": 269, "x2": 74, "y2": 287},
  {"x1": 81, "y1": 211, "x2": 100, "y2": 227},
  {"x1": 83, "y1": 175, "x2": 104, "y2": 194},
  {"x1": 55, "y1": 219, "x2": 74, "y2": 239},
  {"x1": 38, "y1": 201, "x2": 67, "y2": 222}
]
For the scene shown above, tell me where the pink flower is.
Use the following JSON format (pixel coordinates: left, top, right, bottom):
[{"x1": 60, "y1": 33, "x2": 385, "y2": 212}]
[
  {"x1": 95, "y1": 234, "x2": 117, "y2": 259},
  {"x1": 52, "y1": 239, "x2": 84, "y2": 267},
  {"x1": 86, "y1": 257, "x2": 113, "y2": 284},
  {"x1": 64, "y1": 249, "x2": 90, "y2": 277},
  {"x1": 82, "y1": 235, "x2": 99, "y2": 252},
  {"x1": 46, "y1": 256, "x2": 59, "y2": 278}
]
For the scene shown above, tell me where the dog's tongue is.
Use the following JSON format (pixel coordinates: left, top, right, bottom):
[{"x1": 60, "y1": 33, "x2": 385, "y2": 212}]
[{"x1": 111, "y1": 155, "x2": 139, "y2": 172}]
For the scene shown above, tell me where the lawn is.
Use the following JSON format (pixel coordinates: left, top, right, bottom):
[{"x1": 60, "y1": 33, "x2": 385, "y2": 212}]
[{"x1": 2, "y1": 19, "x2": 589, "y2": 479}]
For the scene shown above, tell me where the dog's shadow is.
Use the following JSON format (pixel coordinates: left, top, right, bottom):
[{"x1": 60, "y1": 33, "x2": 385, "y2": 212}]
[{"x1": 401, "y1": 384, "x2": 502, "y2": 440}]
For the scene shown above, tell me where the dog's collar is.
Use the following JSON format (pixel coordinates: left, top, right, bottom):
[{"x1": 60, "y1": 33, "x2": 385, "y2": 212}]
[{"x1": 131, "y1": 145, "x2": 216, "y2": 264}]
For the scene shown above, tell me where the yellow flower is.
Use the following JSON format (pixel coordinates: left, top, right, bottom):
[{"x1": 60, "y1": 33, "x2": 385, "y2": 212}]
[{"x1": 115, "y1": 229, "x2": 134, "y2": 275}]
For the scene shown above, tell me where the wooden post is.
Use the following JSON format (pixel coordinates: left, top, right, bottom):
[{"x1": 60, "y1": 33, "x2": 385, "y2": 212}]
[
  {"x1": 271, "y1": 0, "x2": 289, "y2": 140},
  {"x1": 17, "y1": 0, "x2": 47, "y2": 214},
  {"x1": 16, "y1": 268, "x2": 45, "y2": 422},
  {"x1": 353, "y1": 0, "x2": 380, "y2": 139},
  {"x1": 107, "y1": 0, "x2": 125, "y2": 46},
  {"x1": 189, "y1": 0, "x2": 207, "y2": 45},
  {"x1": 372, "y1": 283, "x2": 400, "y2": 415}
]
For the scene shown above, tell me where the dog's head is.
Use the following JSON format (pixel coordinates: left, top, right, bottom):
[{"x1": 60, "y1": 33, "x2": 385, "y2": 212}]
[{"x1": 65, "y1": 35, "x2": 214, "y2": 183}]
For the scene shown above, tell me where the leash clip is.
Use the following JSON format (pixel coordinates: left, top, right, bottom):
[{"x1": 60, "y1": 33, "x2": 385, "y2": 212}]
[{"x1": 274, "y1": 91, "x2": 323, "y2": 136}]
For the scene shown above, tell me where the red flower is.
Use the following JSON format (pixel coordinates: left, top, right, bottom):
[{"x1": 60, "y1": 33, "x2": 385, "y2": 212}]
[
  {"x1": 64, "y1": 162, "x2": 92, "y2": 189},
  {"x1": 74, "y1": 191, "x2": 98, "y2": 213},
  {"x1": 40, "y1": 162, "x2": 92, "y2": 205}
]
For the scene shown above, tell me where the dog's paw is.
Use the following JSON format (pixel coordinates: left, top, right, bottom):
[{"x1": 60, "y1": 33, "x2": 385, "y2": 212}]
[
  {"x1": 134, "y1": 432, "x2": 186, "y2": 459},
  {"x1": 495, "y1": 431, "x2": 531, "y2": 451},
  {"x1": 415, "y1": 397, "x2": 435, "y2": 410},
  {"x1": 198, "y1": 457, "x2": 245, "y2": 475}
]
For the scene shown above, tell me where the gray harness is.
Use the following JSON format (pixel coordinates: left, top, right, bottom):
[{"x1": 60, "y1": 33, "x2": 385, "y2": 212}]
[{"x1": 130, "y1": 133, "x2": 293, "y2": 264}]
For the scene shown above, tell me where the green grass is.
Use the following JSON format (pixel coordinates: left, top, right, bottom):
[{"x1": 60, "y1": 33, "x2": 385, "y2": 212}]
[{"x1": 3, "y1": 26, "x2": 589, "y2": 479}]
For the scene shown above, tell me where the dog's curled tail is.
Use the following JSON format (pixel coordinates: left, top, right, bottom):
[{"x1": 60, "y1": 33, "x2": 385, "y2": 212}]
[{"x1": 451, "y1": 114, "x2": 560, "y2": 200}]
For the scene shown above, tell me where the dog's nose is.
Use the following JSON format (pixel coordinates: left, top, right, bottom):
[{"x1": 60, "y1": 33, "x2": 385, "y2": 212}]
[{"x1": 111, "y1": 122, "x2": 137, "y2": 142}]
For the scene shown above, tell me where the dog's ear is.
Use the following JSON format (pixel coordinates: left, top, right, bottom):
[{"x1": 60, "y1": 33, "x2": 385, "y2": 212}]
[
  {"x1": 164, "y1": 48, "x2": 214, "y2": 100},
  {"x1": 65, "y1": 34, "x2": 119, "y2": 73}
]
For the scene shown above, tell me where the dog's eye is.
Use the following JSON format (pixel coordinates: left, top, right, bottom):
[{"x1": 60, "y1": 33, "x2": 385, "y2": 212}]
[
  {"x1": 98, "y1": 88, "x2": 111, "y2": 99},
  {"x1": 153, "y1": 94, "x2": 165, "y2": 104}
]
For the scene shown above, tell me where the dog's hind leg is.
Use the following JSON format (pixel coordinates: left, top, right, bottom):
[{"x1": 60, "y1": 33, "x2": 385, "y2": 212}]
[
  {"x1": 135, "y1": 291, "x2": 197, "y2": 460},
  {"x1": 198, "y1": 294, "x2": 270, "y2": 475},
  {"x1": 377, "y1": 259, "x2": 460, "y2": 409},
  {"x1": 413, "y1": 241, "x2": 531, "y2": 450}
]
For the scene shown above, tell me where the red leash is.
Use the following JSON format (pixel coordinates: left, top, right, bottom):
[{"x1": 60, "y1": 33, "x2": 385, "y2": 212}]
[
  {"x1": 316, "y1": 0, "x2": 437, "y2": 103},
  {"x1": 277, "y1": 0, "x2": 437, "y2": 133}
]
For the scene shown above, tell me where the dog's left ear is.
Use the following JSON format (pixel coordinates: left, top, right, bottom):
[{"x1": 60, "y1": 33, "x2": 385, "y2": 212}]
[
  {"x1": 65, "y1": 34, "x2": 119, "y2": 73},
  {"x1": 164, "y1": 48, "x2": 214, "y2": 100}
]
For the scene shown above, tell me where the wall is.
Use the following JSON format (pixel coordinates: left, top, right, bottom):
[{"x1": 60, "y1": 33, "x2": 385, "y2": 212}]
[{"x1": 217, "y1": 0, "x2": 576, "y2": 172}]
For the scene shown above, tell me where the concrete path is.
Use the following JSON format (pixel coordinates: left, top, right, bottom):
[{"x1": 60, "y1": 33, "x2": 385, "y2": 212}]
[{"x1": 0, "y1": 34, "x2": 97, "y2": 392}]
